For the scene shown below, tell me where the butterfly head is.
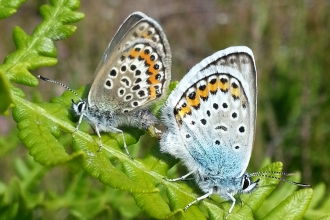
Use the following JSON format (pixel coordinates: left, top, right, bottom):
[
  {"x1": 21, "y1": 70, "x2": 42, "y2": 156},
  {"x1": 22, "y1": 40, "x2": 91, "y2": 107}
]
[
  {"x1": 37, "y1": 75, "x2": 88, "y2": 117},
  {"x1": 195, "y1": 171, "x2": 258, "y2": 200},
  {"x1": 239, "y1": 174, "x2": 260, "y2": 194},
  {"x1": 71, "y1": 99, "x2": 88, "y2": 117}
]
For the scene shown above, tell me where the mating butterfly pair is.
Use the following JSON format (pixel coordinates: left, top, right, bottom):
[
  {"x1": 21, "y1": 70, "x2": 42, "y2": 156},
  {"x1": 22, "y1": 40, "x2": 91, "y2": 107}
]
[{"x1": 39, "y1": 12, "x2": 309, "y2": 219}]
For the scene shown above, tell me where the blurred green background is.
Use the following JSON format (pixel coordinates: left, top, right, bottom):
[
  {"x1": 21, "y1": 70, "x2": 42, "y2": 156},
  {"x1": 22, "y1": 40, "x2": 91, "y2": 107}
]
[{"x1": 0, "y1": 0, "x2": 329, "y2": 219}]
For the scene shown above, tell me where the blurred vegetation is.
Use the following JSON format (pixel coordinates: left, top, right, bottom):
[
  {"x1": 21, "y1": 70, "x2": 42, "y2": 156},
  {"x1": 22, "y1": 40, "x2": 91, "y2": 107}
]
[{"x1": 0, "y1": 0, "x2": 329, "y2": 219}]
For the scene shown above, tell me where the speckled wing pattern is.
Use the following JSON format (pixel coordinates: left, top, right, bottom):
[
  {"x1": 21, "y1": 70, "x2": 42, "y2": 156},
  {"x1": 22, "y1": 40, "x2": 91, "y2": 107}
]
[
  {"x1": 88, "y1": 12, "x2": 171, "y2": 113},
  {"x1": 161, "y1": 46, "x2": 257, "y2": 177}
]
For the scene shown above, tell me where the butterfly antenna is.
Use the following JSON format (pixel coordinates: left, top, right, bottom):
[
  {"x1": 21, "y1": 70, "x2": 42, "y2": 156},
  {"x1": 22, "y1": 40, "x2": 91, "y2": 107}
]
[
  {"x1": 38, "y1": 75, "x2": 83, "y2": 101},
  {"x1": 250, "y1": 171, "x2": 311, "y2": 187}
]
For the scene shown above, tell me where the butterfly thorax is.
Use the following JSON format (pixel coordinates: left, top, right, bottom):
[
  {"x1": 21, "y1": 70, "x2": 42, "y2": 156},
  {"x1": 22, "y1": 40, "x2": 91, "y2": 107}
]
[
  {"x1": 195, "y1": 171, "x2": 258, "y2": 201},
  {"x1": 72, "y1": 100, "x2": 159, "y2": 132}
]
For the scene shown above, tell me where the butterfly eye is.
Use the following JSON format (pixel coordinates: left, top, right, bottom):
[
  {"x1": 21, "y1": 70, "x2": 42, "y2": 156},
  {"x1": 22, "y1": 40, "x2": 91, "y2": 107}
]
[
  {"x1": 242, "y1": 175, "x2": 251, "y2": 190},
  {"x1": 77, "y1": 102, "x2": 85, "y2": 113}
]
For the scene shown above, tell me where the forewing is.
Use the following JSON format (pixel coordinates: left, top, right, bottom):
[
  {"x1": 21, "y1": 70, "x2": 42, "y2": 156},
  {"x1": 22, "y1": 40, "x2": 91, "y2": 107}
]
[{"x1": 88, "y1": 12, "x2": 171, "y2": 113}]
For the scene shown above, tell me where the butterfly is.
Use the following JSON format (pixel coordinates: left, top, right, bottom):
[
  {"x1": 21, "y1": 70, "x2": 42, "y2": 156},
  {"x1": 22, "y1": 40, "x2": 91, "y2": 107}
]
[
  {"x1": 39, "y1": 12, "x2": 171, "y2": 159},
  {"x1": 160, "y1": 46, "x2": 309, "y2": 218}
]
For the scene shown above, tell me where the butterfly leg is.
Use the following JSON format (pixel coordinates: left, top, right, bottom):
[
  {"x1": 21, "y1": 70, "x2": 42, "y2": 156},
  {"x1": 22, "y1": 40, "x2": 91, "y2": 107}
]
[
  {"x1": 183, "y1": 191, "x2": 213, "y2": 211},
  {"x1": 109, "y1": 126, "x2": 133, "y2": 160},
  {"x1": 93, "y1": 125, "x2": 103, "y2": 152},
  {"x1": 165, "y1": 170, "x2": 196, "y2": 182},
  {"x1": 73, "y1": 114, "x2": 85, "y2": 133},
  {"x1": 225, "y1": 193, "x2": 236, "y2": 219}
]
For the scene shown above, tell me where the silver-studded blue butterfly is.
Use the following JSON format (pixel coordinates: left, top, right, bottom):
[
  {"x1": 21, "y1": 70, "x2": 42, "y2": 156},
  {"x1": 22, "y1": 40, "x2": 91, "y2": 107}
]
[
  {"x1": 39, "y1": 12, "x2": 171, "y2": 159},
  {"x1": 160, "y1": 46, "x2": 309, "y2": 218}
]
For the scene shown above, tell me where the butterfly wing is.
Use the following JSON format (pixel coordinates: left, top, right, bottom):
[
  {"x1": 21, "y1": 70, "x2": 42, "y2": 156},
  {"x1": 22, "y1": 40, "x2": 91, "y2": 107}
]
[
  {"x1": 88, "y1": 12, "x2": 171, "y2": 113},
  {"x1": 161, "y1": 46, "x2": 256, "y2": 178}
]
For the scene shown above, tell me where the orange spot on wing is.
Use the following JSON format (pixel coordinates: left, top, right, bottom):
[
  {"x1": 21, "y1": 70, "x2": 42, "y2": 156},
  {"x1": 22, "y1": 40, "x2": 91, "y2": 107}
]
[
  {"x1": 208, "y1": 78, "x2": 219, "y2": 93},
  {"x1": 187, "y1": 94, "x2": 200, "y2": 108},
  {"x1": 147, "y1": 66, "x2": 158, "y2": 77},
  {"x1": 129, "y1": 49, "x2": 140, "y2": 58},
  {"x1": 197, "y1": 86, "x2": 209, "y2": 99},
  {"x1": 139, "y1": 52, "x2": 152, "y2": 65},
  {"x1": 148, "y1": 75, "x2": 160, "y2": 85},
  {"x1": 231, "y1": 86, "x2": 240, "y2": 99},
  {"x1": 219, "y1": 79, "x2": 229, "y2": 92},
  {"x1": 137, "y1": 48, "x2": 162, "y2": 87},
  {"x1": 178, "y1": 105, "x2": 191, "y2": 117},
  {"x1": 149, "y1": 86, "x2": 157, "y2": 100}
]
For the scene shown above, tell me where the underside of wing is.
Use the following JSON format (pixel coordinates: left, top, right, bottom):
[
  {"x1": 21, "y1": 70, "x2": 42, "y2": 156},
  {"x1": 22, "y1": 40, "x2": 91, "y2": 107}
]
[
  {"x1": 88, "y1": 12, "x2": 171, "y2": 113},
  {"x1": 162, "y1": 47, "x2": 257, "y2": 177}
]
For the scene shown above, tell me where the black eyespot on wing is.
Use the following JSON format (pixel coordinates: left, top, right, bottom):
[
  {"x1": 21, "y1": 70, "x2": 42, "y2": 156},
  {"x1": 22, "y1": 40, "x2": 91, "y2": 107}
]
[
  {"x1": 188, "y1": 92, "x2": 196, "y2": 100},
  {"x1": 130, "y1": 65, "x2": 137, "y2": 71},
  {"x1": 121, "y1": 78, "x2": 130, "y2": 86},
  {"x1": 121, "y1": 65, "x2": 127, "y2": 72},
  {"x1": 199, "y1": 85, "x2": 206, "y2": 91},
  {"x1": 135, "y1": 70, "x2": 141, "y2": 76},
  {"x1": 215, "y1": 125, "x2": 227, "y2": 131},
  {"x1": 132, "y1": 85, "x2": 140, "y2": 91},
  {"x1": 155, "y1": 73, "x2": 161, "y2": 80},
  {"x1": 138, "y1": 90, "x2": 145, "y2": 97},
  {"x1": 156, "y1": 89, "x2": 162, "y2": 97},
  {"x1": 110, "y1": 69, "x2": 117, "y2": 77},
  {"x1": 220, "y1": 78, "x2": 228, "y2": 84},
  {"x1": 210, "y1": 78, "x2": 217, "y2": 84},
  {"x1": 232, "y1": 82, "x2": 238, "y2": 88}
]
